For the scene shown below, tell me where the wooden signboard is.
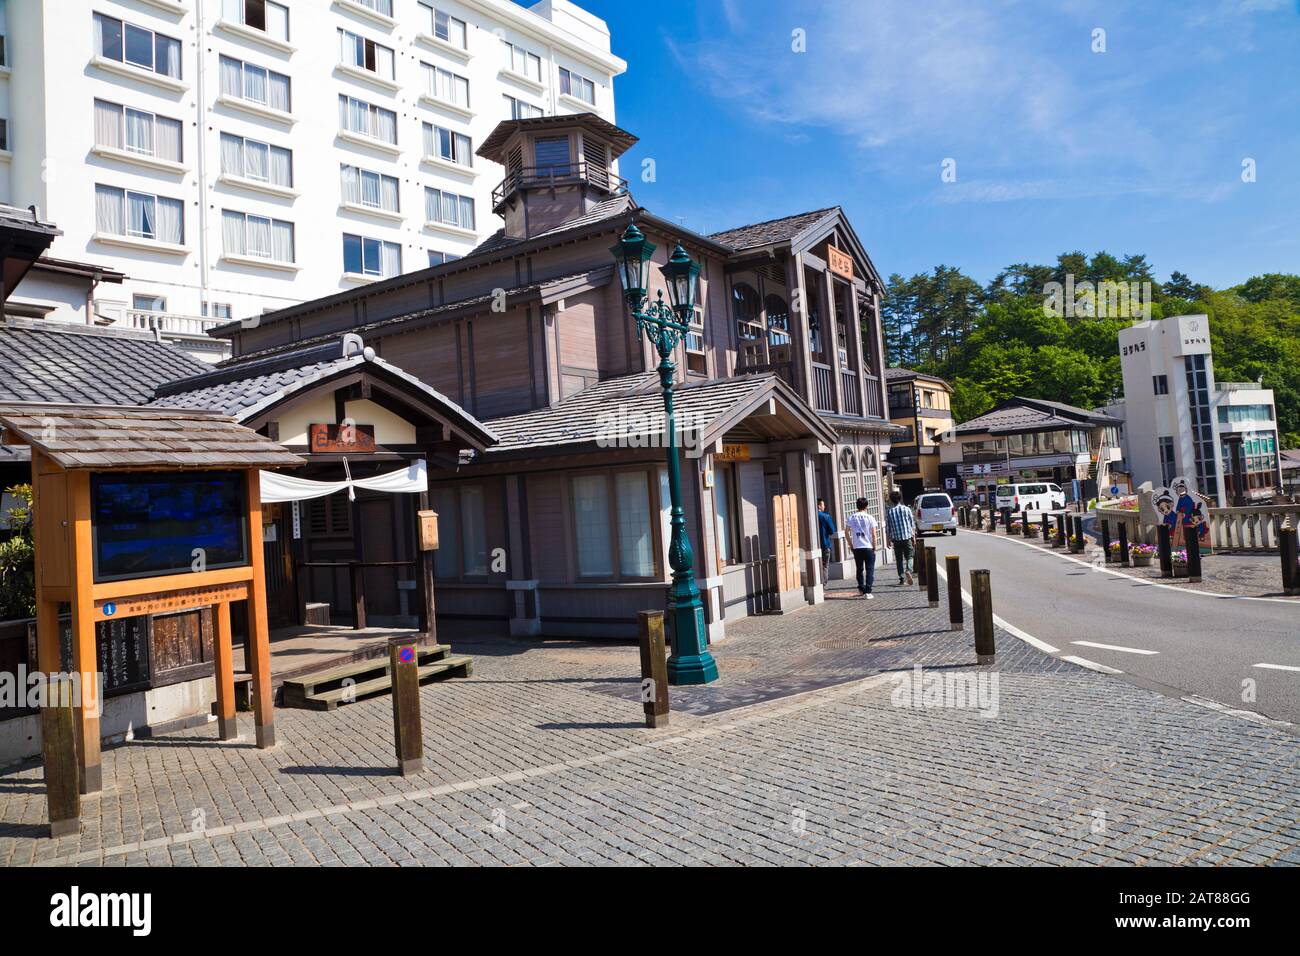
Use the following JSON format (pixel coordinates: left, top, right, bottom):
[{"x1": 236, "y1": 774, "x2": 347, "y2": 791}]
[
  {"x1": 772, "y1": 493, "x2": 801, "y2": 593},
  {"x1": 827, "y1": 246, "x2": 854, "y2": 281},
  {"x1": 309, "y1": 423, "x2": 376, "y2": 454},
  {"x1": 717, "y1": 444, "x2": 750, "y2": 462},
  {"x1": 417, "y1": 510, "x2": 439, "y2": 551},
  {"x1": 94, "y1": 581, "x2": 250, "y2": 622}
]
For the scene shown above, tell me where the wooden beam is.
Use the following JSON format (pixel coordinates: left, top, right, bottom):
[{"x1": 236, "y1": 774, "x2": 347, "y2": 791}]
[
  {"x1": 244, "y1": 469, "x2": 275, "y2": 749},
  {"x1": 67, "y1": 470, "x2": 101, "y2": 794},
  {"x1": 213, "y1": 601, "x2": 238, "y2": 741}
]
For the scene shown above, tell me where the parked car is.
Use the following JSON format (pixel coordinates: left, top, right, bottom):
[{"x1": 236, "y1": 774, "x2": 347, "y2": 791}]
[
  {"x1": 915, "y1": 492, "x2": 958, "y2": 536},
  {"x1": 993, "y1": 482, "x2": 1065, "y2": 515}
]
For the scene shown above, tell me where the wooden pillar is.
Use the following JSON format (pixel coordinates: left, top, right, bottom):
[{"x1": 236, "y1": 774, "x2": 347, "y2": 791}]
[
  {"x1": 416, "y1": 492, "x2": 436, "y2": 639},
  {"x1": 213, "y1": 601, "x2": 238, "y2": 740},
  {"x1": 824, "y1": 266, "x2": 844, "y2": 413},
  {"x1": 42, "y1": 677, "x2": 80, "y2": 838},
  {"x1": 787, "y1": 252, "x2": 815, "y2": 406},
  {"x1": 67, "y1": 470, "x2": 101, "y2": 794},
  {"x1": 245, "y1": 470, "x2": 275, "y2": 749},
  {"x1": 847, "y1": 280, "x2": 870, "y2": 416},
  {"x1": 637, "y1": 610, "x2": 670, "y2": 728},
  {"x1": 389, "y1": 638, "x2": 423, "y2": 776}
]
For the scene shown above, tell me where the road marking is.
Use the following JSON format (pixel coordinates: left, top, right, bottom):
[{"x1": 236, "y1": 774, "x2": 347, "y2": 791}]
[
  {"x1": 1253, "y1": 663, "x2": 1300, "y2": 673},
  {"x1": 1072, "y1": 640, "x2": 1159, "y2": 656},
  {"x1": 932, "y1": 563, "x2": 1058, "y2": 653},
  {"x1": 1060, "y1": 655, "x2": 1124, "y2": 675},
  {"x1": 1181, "y1": 694, "x2": 1292, "y2": 728}
]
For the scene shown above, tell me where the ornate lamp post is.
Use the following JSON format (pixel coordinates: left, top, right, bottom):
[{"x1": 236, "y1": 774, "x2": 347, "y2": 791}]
[{"x1": 611, "y1": 223, "x2": 718, "y2": 685}]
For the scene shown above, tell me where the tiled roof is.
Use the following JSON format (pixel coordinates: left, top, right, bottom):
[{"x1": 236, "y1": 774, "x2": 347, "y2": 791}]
[
  {"x1": 884, "y1": 366, "x2": 952, "y2": 387},
  {"x1": 468, "y1": 194, "x2": 633, "y2": 257},
  {"x1": 956, "y1": 397, "x2": 1120, "y2": 435},
  {"x1": 0, "y1": 321, "x2": 209, "y2": 406},
  {"x1": 709, "y1": 207, "x2": 838, "y2": 251},
  {"x1": 0, "y1": 403, "x2": 303, "y2": 471},
  {"x1": 478, "y1": 113, "x2": 638, "y2": 163}
]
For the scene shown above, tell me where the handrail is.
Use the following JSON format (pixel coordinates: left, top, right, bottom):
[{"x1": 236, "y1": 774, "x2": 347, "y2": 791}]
[{"x1": 492, "y1": 159, "x2": 629, "y2": 207}]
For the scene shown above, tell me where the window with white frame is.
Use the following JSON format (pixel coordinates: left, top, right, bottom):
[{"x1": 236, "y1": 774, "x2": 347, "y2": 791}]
[
  {"x1": 338, "y1": 28, "x2": 395, "y2": 80},
  {"x1": 424, "y1": 187, "x2": 474, "y2": 230},
  {"x1": 338, "y1": 94, "x2": 397, "y2": 144},
  {"x1": 94, "y1": 100, "x2": 183, "y2": 162},
  {"x1": 349, "y1": 0, "x2": 393, "y2": 16},
  {"x1": 421, "y1": 122, "x2": 471, "y2": 166},
  {"x1": 219, "y1": 132, "x2": 292, "y2": 186},
  {"x1": 343, "y1": 233, "x2": 401, "y2": 278},
  {"x1": 503, "y1": 95, "x2": 543, "y2": 120},
  {"x1": 202, "y1": 301, "x2": 234, "y2": 320},
  {"x1": 222, "y1": 209, "x2": 295, "y2": 263},
  {"x1": 93, "y1": 13, "x2": 181, "y2": 79},
  {"x1": 340, "y1": 164, "x2": 399, "y2": 212},
  {"x1": 418, "y1": 2, "x2": 465, "y2": 47},
  {"x1": 222, "y1": 0, "x2": 289, "y2": 42},
  {"x1": 571, "y1": 470, "x2": 656, "y2": 579},
  {"x1": 559, "y1": 67, "x2": 595, "y2": 105},
  {"x1": 420, "y1": 63, "x2": 469, "y2": 108},
  {"x1": 95, "y1": 184, "x2": 184, "y2": 244},
  {"x1": 500, "y1": 40, "x2": 541, "y2": 82},
  {"x1": 220, "y1": 55, "x2": 291, "y2": 112}
]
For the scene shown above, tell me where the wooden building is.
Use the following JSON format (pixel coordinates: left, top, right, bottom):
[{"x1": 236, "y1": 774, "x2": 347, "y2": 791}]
[
  {"x1": 885, "y1": 367, "x2": 956, "y2": 503},
  {"x1": 210, "y1": 113, "x2": 903, "y2": 639}
]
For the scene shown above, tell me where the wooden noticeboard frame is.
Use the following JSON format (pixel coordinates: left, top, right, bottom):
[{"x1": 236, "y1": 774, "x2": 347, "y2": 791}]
[{"x1": 771, "y1": 493, "x2": 801, "y2": 594}]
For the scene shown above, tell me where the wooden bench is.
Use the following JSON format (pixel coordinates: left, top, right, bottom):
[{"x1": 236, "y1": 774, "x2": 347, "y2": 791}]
[{"x1": 280, "y1": 643, "x2": 472, "y2": 711}]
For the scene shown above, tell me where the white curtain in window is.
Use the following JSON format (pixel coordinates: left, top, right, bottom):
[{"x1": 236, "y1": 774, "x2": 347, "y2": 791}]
[
  {"x1": 244, "y1": 65, "x2": 267, "y2": 104},
  {"x1": 125, "y1": 109, "x2": 152, "y2": 154},
  {"x1": 421, "y1": 63, "x2": 435, "y2": 96},
  {"x1": 93, "y1": 100, "x2": 121, "y2": 149},
  {"x1": 460, "y1": 486, "x2": 487, "y2": 575},
  {"x1": 95, "y1": 185, "x2": 123, "y2": 234},
  {"x1": 380, "y1": 241, "x2": 400, "y2": 277},
  {"x1": 271, "y1": 219, "x2": 294, "y2": 263},
  {"x1": 155, "y1": 116, "x2": 181, "y2": 162},
  {"x1": 158, "y1": 36, "x2": 180, "y2": 78},
  {"x1": 374, "y1": 107, "x2": 395, "y2": 143},
  {"x1": 458, "y1": 196, "x2": 474, "y2": 230},
  {"x1": 360, "y1": 170, "x2": 380, "y2": 207},
  {"x1": 616, "y1": 472, "x2": 654, "y2": 576},
  {"x1": 424, "y1": 188, "x2": 438, "y2": 222},
  {"x1": 348, "y1": 98, "x2": 365, "y2": 134},
  {"x1": 375, "y1": 46, "x2": 394, "y2": 80},
  {"x1": 220, "y1": 133, "x2": 243, "y2": 176},
  {"x1": 127, "y1": 192, "x2": 154, "y2": 238},
  {"x1": 266, "y1": 2, "x2": 289, "y2": 42},
  {"x1": 245, "y1": 140, "x2": 269, "y2": 181},
  {"x1": 247, "y1": 215, "x2": 271, "y2": 257},
  {"x1": 269, "y1": 147, "x2": 290, "y2": 185},
  {"x1": 268, "y1": 71, "x2": 290, "y2": 112},
  {"x1": 156, "y1": 196, "x2": 182, "y2": 244},
  {"x1": 573, "y1": 476, "x2": 613, "y2": 575},
  {"x1": 341, "y1": 165, "x2": 359, "y2": 204},
  {"x1": 380, "y1": 175, "x2": 398, "y2": 212},
  {"x1": 220, "y1": 56, "x2": 241, "y2": 97},
  {"x1": 422, "y1": 123, "x2": 435, "y2": 157},
  {"x1": 222, "y1": 210, "x2": 245, "y2": 255}
]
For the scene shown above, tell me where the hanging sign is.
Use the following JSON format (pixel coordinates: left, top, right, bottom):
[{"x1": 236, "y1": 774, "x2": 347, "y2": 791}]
[
  {"x1": 309, "y1": 423, "x2": 376, "y2": 454},
  {"x1": 717, "y1": 444, "x2": 750, "y2": 462},
  {"x1": 827, "y1": 246, "x2": 854, "y2": 281}
]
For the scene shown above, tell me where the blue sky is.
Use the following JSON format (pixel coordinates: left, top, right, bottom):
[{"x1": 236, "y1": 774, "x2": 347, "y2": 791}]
[{"x1": 557, "y1": 0, "x2": 1300, "y2": 288}]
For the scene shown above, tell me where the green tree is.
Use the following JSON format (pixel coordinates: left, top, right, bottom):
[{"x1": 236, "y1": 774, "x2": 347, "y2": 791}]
[{"x1": 0, "y1": 484, "x2": 35, "y2": 621}]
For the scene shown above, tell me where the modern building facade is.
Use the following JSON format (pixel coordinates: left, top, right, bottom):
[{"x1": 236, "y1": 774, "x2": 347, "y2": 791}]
[
  {"x1": 1, "y1": 0, "x2": 623, "y2": 360},
  {"x1": 939, "y1": 397, "x2": 1123, "y2": 508},
  {"x1": 884, "y1": 367, "x2": 954, "y2": 502},
  {"x1": 1108, "y1": 314, "x2": 1281, "y2": 506}
]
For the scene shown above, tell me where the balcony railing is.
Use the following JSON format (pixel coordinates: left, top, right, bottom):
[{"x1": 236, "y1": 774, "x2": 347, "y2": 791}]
[
  {"x1": 840, "y1": 370, "x2": 862, "y2": 416},
  {"x1": 863, "y1": 373, "x2": 883, "y2": 418},
  {"x1": 492, "y1": 159, "x2": 628, "y2": 209},
  {"x1": 735, "y1": 359, "x2": 795, "y2": 389},
  {"x1": 124, "y1": 309, "x2": 226, "y2": 340},
  {"x1": 811, "y1": 362, "x2": 835, "y2": 412}
]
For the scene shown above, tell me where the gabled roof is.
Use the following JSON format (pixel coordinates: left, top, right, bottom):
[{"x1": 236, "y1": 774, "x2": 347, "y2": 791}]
[
  {"x1": 709, "y1": 207, "x2": 839, "y2": 251},
  {"x1": 153, "y1": 340, "x2": 498, "y2": 451},
  {"x1": 956, "y1": 397, "x2": 1121, "y2": 435},
  {"x1": 0, "y1": 320, "x2": 209, "y2": 406},
  {"x1": 884, "y1": 367, "x2": 953, "y2": 388},
  {"x1": 482, "y1": 371, "x2": 838, "y2": 458},
  {"x1": 0, "y1": 403, "x2": 303, "y2": 471},
  {"x1": 478, "y1": 112, "x2": 638, "y2": 164}
]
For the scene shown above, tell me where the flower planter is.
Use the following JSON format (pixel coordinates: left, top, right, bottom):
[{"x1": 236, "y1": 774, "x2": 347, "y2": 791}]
[
  {"x1": 1173, "y1": 563, "x2": 1188, "y2": 578},
  {"x1": 1131, "y1": 555, "x2": 1152, "y2": 567}
]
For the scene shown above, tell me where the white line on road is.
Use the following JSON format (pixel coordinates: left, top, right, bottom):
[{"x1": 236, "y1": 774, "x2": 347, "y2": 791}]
[
  {"x1": 932, "y1": 563, "x2": 1058, "y2": 653},
  {"x1": 1253, "y1": 663, "x2": 1300, "y2": 673},
  {"x1": 1060, "y1": 655, "x2": 1124, "y2": 675},
  {"x1": 1072, "y1": 640, "x2": 1159, "y2": 656}
]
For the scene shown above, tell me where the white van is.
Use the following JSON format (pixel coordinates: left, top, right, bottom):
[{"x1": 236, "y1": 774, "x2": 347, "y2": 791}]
[{"x1": 994, "y1": 482, "x2": 1065, "y2": 515}]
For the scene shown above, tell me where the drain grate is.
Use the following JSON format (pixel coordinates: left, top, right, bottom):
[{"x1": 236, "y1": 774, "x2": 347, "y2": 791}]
[{"x1": 814, "y1": 637, "x2": 903, "y2": 651}]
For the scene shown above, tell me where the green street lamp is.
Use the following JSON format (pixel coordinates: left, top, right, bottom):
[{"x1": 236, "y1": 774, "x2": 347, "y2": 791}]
[{"x1": 611, "y1": 223, "x2": 718, "y2": 685}]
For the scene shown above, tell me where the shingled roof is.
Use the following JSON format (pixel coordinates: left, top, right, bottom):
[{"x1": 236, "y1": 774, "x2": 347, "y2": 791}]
[
  {"x1": 709, "y1": 207, "x2": 838, "y2": 251},
  {"x1": 468, "y1": 194, "x2": 634, "y2": 257},
  {"x1": 0, "y1": 403, "x2": 304, "y2": 471},
  {"x1": 956, "y1": 397, "x2": 1121, "y2": 435},
  {"x1": 0, "y1": 321, "x2": 209, "y2": 406}
]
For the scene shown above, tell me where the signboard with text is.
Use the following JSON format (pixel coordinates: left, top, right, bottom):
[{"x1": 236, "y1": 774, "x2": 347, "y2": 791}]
[{"x1": 309, "y1": 423, "x2": 377, "y2": 454}]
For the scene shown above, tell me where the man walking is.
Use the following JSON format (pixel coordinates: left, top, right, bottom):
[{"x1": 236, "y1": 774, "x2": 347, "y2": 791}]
[
  {"x1": 844, "y1": 496, "x2": 878, "y2": 598},
  {"x1": 885, "y1": 490, "x2": 916, "y2": 586},
  {"x1": 816, "y1": 498, "x2": 836, "y2": 575}
]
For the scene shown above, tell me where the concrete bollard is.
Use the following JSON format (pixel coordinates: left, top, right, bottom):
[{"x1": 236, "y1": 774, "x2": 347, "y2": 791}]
[
  {"x1": 946, "y1": 554, "x2": 963, "y2": 631},
  {"x1": 42, "y1": 676, "x2": 80, "y2": 838},
  {"x1": 1157, "y1": 524, "x2": 1173, "y2": 578},
  {"x1": 1281, "y1": 527, "x2": 1299, "y2": 596},
  {"x1": 389, "y1": 637, "x2": 424, "y2": 776},
  {"x1": 926, "y1": 546, "x2": 939, "y2": 608},
  {"x1": 637, "y1": 610, "x2": 670, "y2": 728},
  {"x1": 1118, "y1": 521, "x2": 1130, "y2": 566},
  {"x1": 971, "y1": 569, "x2": 995, "y2": 665},
  {"x1": 1183, "y1": 524, "x2": 1203, "y2": 583}
]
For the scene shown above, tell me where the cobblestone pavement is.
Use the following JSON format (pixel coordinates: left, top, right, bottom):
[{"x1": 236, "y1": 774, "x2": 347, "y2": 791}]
[{"x1": 1, "y1": 581, "x2": 1296, "y2": 866}]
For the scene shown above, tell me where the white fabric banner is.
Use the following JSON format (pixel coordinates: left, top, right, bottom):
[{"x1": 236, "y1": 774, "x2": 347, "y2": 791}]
[{"x1": 260, "y1": 460, "x2": 427, "y2": 503}]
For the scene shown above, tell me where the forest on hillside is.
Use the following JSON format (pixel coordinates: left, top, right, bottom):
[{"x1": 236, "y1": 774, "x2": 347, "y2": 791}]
[{"x1": 879, "y1": 253, "x2": 1300, "y2": 449}]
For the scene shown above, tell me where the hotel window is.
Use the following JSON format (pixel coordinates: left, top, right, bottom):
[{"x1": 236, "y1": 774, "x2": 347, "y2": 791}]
[
  {"x1": 419, "y1": 3, "x2": 466, "y2": 48},
  {"x1": 202, "y1": 301, "x2": 234, "y2": 320},
  {"x1": 558, "y1": 67, "x2": 596, "y2": 105},
  {"x1": 500, "y1": 40, "x2": 542, "y2": 82},
  {"x1": 571, "y1": 471, "x2": 656, "y2": 579},
  {"x1": 133, "y1": 293, "x2": 166, "y2": 313},
  {"x1": 504, "y1": 95, "x2": 543, "y2": 120},
  {"x1": 95, "y1": 185, "x2": 184, "y2": 245},
  {"x1": 422, "y1": 122, "x2": 472, "y2": 166},
  {"x1": 1184, "y1": 353, "x2": 1218, "y2": 498},
  {"x1": 222, "y1": 209, "x2": 295, "y2": 263},
  {"x1": 220, "y1": 55, "x2": 291, "y2": 112},
  {"x1": 685, "y1": 308, "x2": 706, "y2": 375},
  {"x1": 342, "y1": 233, "x2": 401, "y2": 278},
  {"x1": 421, "y1": 63, "x2": 470, "y2": 108},
  {"x1": 424, "y1": 187, "x2": 475, "y2": 230},
  {"x1": 339, "y1": 29, "x2": 395, "y2": 80},
  {"x1": 1158, "y1": 436, "x2": 1176, "y2": 486},
  {"x1": 1153, "y1": 374, "x2": 1168, "y2": 395},
  {"x1": 219, "y1": 133, "x2": 292, "y2": 186},
  {"x1": 428, "y1": 250, "x2": 460, "y2": 267},
  {"x1": 350, "y1": 0, "x2": 393, "y2": 16},
  {"x1": 222, "y1": 0, "x2": 289, "y2": 42},
  {"x1": 338, "y1": 95, "x2": 397, "y2": 144},
  {"x1": 94, "y1": 100, "x2": 183, "y2": 162},
  {"x1": 94, "y1": 14, "x2": 181, "y2": 80},
  {"x1": 340, "y1": 164, "x2": 399, "y2": 212}
]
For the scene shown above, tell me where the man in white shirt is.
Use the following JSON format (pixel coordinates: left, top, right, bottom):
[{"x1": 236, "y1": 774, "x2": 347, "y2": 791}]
[{"x1": 843, "y1": 496, "x2": 879, "y2": 598}]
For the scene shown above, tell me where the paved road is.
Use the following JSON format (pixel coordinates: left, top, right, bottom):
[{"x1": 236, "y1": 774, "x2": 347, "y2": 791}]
[{"x1": 921, "y1": 527, "x2": 1300, "y2": 725}]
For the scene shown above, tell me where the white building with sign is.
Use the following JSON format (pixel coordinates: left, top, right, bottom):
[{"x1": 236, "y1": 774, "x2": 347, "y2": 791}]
[{"x1": 1106, "y1": 314, "x2": 1282, "y2": 506}]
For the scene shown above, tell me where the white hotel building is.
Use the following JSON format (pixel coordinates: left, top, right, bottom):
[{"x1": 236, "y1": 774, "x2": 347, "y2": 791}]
[{"x1": 0, "y1": 0, "x2": 624, "y2": 360}]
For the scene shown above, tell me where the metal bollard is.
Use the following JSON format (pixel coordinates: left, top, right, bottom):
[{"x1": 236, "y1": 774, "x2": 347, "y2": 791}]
[
  {"x1": 1041, "y1": 512, "x2": 1050, "y2": 543},
  {"x1": 1281, "y1": 527, "x2": 1299, "y2": 596},
  {"x1": 42, "y1": 676, "x2": 80, "y2": 838},
  {"x1": 971, "y1": 569, "x2": 995, "y2": 664},
  {"x1": 389, "y1": 637, "x2": 424, "y2": 776},
  {"x1": 1069, "y1": 515, "x2": 1083, "y2": 553},
  {"x1": 1054, "y1": 513, "x2": 1067, "y2": 548},
  {"x1": 916, "y1": 538, "x2": 928, "y2": 591},
  {"x1": 1117, "y1": 521, "x2": 1130, "y2": 566},
  {"x1": 1183, "y1": 524, "x2": 1203, "y2": 583},
  {"x1": 1000, "y1": 507, "x2": 1012, "y2": 534},
  {"x1": 946, "y1": 554, "x2": 963, "y2": 631},
  {"x1": 1100, "y1": 519, "x2": 1111, "y2": 563},
  {"x1": 1157, "y1": 524, "x2": 1173, "y2": 578},
  {"x1": 637, "y1": 610, "x2": 670, "y2": 728},
  {"x1": 926, "y1": 546, "x2": 939, "y2": 608},
  {"x1": 1020, "y1": 508, "x2": 1029, "y2": 536}
]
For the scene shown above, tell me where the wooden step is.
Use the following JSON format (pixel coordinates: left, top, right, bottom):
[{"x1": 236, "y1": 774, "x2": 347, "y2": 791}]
[
  {"x1": 281, "y1": 647, "x2": 472, "y2": 711},
  {"x1": 283, "y1": 644, "x2": 453, "y2": 695}
]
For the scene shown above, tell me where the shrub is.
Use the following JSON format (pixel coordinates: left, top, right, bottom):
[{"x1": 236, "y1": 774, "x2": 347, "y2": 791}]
[{"x1": 0, "y1": 484, "x2": 35, "y2": 621}]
